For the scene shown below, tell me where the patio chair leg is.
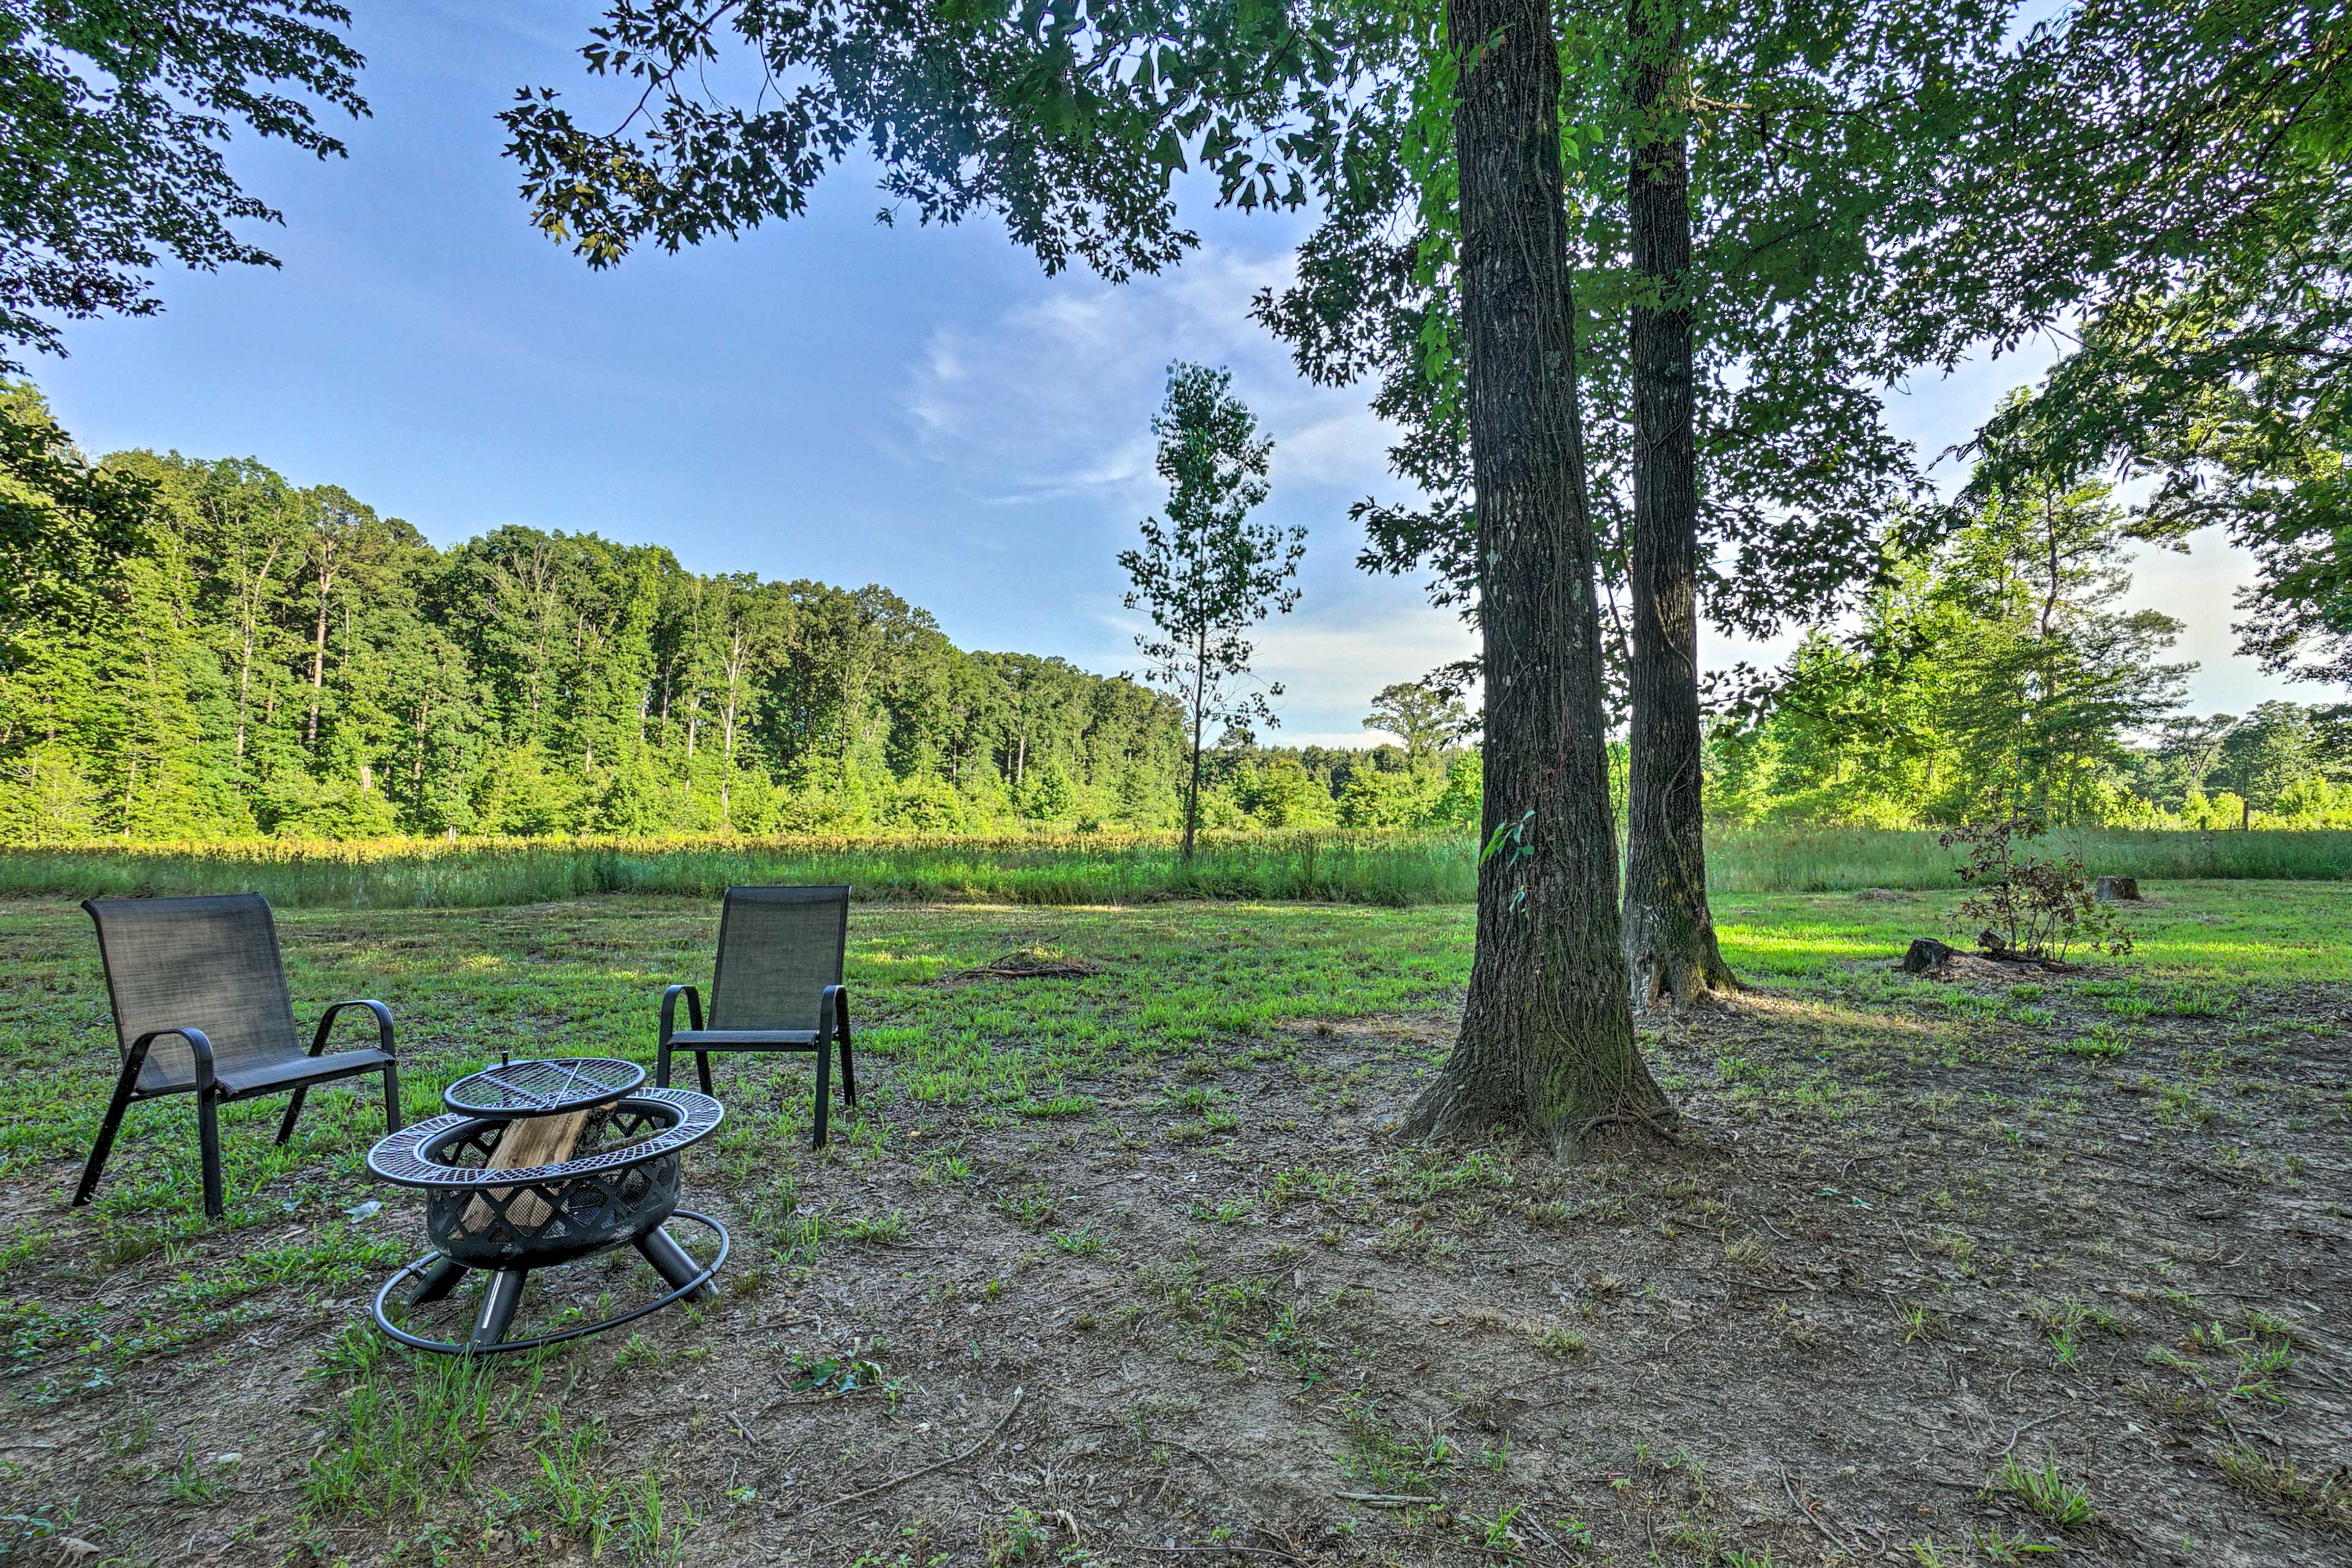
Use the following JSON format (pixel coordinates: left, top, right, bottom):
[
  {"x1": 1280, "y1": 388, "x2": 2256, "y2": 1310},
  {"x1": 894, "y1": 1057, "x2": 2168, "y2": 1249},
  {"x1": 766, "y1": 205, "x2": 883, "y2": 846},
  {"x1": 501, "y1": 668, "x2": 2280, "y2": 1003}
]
[
  {"x1": 654, "y1": 1040, "x2": 672, "y2": 1089},
  {"x1": 381, "y1": 1060, "x2": 403, "y2": 1134},
  {"x1": 276, "y1": 1085, "x2": 310, "y2": 1146},
  {"x1": 197, "y1": 1093, "x2": 225, "y2": 1221},
  {"x1": 74, "y1": 1063, "x2": 142, "y2": 1207},
  {"x1": 837, "y1": 1002, "x2": 856, "y2": 1107},
  {"x1": 811, "y1": 1041, "x2": 832, "y2": 1149},
  {"x1": 695, "y1": 1051, "x2": 714, "y2": 1097}
]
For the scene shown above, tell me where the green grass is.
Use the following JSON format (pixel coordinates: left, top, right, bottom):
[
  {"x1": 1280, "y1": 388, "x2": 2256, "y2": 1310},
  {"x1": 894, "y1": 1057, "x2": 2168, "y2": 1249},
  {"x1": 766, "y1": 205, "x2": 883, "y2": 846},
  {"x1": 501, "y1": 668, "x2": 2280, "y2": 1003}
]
[
  {"x1": 1983, "y1": 1452, "x2": 2097, "y2": 1529},
  {"x1": 1721, "y1": 879, "x2": 2352, "y2": 984},
  {"x1": 9, "y1": 878, "x2": 2339, "y2": 1307},
  {"x1": 11, "y1": 824, "x2": 2352, "y2": 911},
  {"x1": 4, "y1": 880, "x2": 2340, "y2": 1219},
  {"x1": 7, "y1": 880, "x2": 2351, "y2": 1559}
]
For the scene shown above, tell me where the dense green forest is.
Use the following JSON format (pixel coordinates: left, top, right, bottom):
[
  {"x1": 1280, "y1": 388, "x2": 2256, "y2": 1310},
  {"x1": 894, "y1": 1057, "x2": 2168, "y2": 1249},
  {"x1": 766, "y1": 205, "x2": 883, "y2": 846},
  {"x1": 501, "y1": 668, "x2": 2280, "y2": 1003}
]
[
  {"x1": 1707, "y1": 459, "x2": 2352, "y2": 830},
  {"x1": 0, "y1": 384, "x2": 1167, "y2": 841},
  {"x1": 0, "y1": 383, "x2": 1493, "y2": 843},
  {"x1": 9, "y1": 376, "x2": 2348, "y2": 845}
]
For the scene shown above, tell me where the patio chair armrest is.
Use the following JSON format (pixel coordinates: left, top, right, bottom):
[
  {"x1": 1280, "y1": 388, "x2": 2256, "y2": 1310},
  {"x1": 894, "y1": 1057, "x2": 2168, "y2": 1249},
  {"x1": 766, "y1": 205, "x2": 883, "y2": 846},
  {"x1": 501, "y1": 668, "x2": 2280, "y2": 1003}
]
[
  {"x1": 130, "y1": 1026, "x2": 216, "y2": 1095},
  {"x1": 818, "y1": 984, "x2": 849, "y2": 1039},
  {"x1": 313, "y1": 1000, "x2": 396, "y2": 1057},
  {"x1": 660, "y1": 984, "x2": 704, "y2": 1042}
]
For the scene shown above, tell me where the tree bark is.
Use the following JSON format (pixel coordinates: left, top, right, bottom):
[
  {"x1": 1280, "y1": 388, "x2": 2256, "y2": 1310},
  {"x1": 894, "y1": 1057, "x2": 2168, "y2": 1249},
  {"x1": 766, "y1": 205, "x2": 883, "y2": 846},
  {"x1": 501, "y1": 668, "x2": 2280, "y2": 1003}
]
[
  {"x1": 1621, "y1": 0, "x2": 1737, "y2": 1010},
  {"x1": 307, "y1": 596, "x2": 328, "y2": 745},
  {"x1": 1182, "y1": 623, "x2": 1208, "y2": 860},
  {"x1": 1402, "y1": 0, "x2": 1673, "y2": 1150}
]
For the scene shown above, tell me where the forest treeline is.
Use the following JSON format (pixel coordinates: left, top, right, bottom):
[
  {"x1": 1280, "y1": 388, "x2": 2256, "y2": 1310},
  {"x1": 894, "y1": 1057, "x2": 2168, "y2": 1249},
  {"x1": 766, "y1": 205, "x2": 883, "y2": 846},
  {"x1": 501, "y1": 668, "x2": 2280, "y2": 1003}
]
[
  {"x1": 0, "y1": 384, "x2": 1490, "y2": 843},
  {"x1": 9, "y1": 376, "x2": 2348, "y2": 845},
  {"x1": 1706, "y1": 452, "x2": 2352, "y2": 831},
  {"x1": 1, "y1": 383, "x2": 1189, "y2": 842}
]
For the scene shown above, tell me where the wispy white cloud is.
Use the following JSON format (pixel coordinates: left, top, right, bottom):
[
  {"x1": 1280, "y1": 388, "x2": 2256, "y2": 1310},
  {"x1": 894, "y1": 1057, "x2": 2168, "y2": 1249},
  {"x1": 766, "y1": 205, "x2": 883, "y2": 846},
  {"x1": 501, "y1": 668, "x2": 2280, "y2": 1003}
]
[
  {"x1": 897, "y1": 243, "x2": 1401, "y2": 510},
  {"x1": 1248, "y1": 603, "x2": 1479, "y2": 742}
]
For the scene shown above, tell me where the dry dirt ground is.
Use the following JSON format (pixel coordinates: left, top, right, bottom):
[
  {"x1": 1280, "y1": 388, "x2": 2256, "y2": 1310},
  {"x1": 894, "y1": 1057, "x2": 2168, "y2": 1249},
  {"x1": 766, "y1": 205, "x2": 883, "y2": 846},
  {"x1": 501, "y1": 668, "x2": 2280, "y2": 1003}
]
[{"x1": 1, "y1": 889, "x2": 2348, "y2": 1567}]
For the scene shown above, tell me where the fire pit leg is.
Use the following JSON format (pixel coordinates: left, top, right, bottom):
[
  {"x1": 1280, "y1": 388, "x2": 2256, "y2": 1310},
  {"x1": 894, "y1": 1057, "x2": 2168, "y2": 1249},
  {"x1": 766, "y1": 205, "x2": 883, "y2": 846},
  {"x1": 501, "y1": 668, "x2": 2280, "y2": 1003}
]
[
  {"x1": 635, "y1": 1225, "x2": 718, "y2": 1304},
  {"x1": 407, "y1": 1254, "x2": 467, "y2": 1306},
  {"x1": 468, "y1": 1268, "x2": 530, "y2": 1349}
]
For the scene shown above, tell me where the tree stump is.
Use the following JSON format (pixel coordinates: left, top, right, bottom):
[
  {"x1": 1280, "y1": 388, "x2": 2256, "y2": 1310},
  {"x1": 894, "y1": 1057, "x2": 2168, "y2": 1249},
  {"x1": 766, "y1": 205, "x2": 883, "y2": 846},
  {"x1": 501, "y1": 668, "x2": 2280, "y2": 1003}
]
[
  {"x1": 2094, "y1": 876, "x2": 2141, "y2": 902},
  {"x1": 1899, "y1": 938, "x2": 1957, "y2": 974}
]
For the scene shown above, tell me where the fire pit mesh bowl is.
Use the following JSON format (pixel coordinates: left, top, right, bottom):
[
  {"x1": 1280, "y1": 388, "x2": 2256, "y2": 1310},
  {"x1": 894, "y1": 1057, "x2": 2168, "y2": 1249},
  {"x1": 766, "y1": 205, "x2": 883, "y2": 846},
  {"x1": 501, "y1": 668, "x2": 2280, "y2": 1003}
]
[{"x1": 366, "y1": 1087, "x2": 727, "y2": 1355}]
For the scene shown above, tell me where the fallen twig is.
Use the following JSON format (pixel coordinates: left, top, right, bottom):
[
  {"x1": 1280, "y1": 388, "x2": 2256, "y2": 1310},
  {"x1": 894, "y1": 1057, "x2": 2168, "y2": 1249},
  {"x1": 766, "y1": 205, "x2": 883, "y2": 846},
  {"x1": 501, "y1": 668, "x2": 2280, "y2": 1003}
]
[
  {"x1": 1779, "y1": 1465, "x2": 1855, "y2": 1556},
  {"x1": 757, "y1": 1387, "x2": 896, "y2": 1415},
  {"x1": 1169, "y1": 1438, "x2": 1229, "y2": 1484},
  {"x1": 940, "y1": 948, "x2": 1105, "y2": 982},
  {"x1": 1333, "y1": 1490, "x2": 1439, "y2": 1507},
  {"x1": 1997, "y1": 1413, "x2": 2062, "y2": 1458},
  {"x1": 805, "y1": 1386, "x2": 1025, "y2": 1517},
  {"x1": 1119, "y1": 1544, "x2": 1304, "y2": 1562}
]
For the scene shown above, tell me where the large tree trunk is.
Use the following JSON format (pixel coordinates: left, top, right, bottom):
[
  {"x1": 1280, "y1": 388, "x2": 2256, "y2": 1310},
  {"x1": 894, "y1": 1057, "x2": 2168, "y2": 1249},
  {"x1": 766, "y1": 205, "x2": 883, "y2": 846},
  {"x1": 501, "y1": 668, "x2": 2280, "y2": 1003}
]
[
  {"x1": 1621, "y1": 0, "x2": 1737, "y2": 1010},
  {"x1": 1402, "y1": 0, "x2": 1673, "y2": 1150}
]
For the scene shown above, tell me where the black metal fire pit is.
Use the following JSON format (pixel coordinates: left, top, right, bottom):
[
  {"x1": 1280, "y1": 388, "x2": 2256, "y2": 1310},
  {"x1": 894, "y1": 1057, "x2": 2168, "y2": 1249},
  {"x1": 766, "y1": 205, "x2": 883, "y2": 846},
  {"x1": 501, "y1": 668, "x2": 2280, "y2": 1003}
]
[{"x1": 366, "y1": 1058, "x2": 727, "y2": 1354}]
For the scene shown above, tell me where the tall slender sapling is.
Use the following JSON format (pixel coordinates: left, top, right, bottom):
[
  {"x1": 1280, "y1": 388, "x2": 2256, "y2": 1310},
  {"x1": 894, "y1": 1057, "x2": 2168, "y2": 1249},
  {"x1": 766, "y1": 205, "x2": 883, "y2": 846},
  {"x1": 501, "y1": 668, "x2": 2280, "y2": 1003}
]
[{"x1": 1119, "y1": 364, "x2": 1301, "y2": 859}]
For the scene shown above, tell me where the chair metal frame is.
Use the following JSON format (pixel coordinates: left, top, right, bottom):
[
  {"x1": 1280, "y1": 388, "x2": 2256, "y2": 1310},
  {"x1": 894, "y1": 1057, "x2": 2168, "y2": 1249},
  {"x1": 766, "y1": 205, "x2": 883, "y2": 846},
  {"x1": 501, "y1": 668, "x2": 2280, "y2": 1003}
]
[
  {"x1": 655, "y1": 885, "x2": 855, "y2": 1146},
  {"x1": 78, "y1": 895, "x2": 402, "y2": 1219}
]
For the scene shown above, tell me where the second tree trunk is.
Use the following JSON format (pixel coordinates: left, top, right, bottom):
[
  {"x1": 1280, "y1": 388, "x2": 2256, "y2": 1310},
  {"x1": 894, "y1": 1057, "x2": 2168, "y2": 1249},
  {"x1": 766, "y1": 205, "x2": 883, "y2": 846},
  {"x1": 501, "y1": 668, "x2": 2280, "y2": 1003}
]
[{"x1": 1621, "y1": 0, "x2": 1736, "y2": 1009}]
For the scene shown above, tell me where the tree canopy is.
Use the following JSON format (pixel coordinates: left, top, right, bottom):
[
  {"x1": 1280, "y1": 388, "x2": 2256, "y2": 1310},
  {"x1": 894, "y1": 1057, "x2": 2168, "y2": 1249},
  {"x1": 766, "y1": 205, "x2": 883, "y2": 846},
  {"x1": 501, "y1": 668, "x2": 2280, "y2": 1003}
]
[
  {"x1": 0, "y1": 0, "x2": 366, "y2": 372},
  {"x1": 1951, "y1": 0, "x2": 2351, "y2": 687}
]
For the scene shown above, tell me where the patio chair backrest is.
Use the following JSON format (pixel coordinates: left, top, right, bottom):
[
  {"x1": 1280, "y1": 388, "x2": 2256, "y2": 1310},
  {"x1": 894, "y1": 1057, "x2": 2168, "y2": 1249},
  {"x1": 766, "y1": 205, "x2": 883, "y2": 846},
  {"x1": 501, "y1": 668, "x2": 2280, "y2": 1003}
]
[
  {"x1": 707, "y1": 886, "x2": 850, "y2": 1033},
  {"x1": 84, "y1": 894, "x2": 303, "y2": 1094}
]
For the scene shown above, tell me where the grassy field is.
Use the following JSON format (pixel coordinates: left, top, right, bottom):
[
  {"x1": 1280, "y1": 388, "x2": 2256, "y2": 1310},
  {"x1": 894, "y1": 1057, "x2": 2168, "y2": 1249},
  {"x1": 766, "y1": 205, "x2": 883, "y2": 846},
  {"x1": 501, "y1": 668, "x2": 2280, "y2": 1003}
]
[
  {"x1": 2, "y1": 882, "x2": 2349, "y2": 1564},
  {"x1": 8, "y1": 824, "x2": 2352, "y2": 909}
]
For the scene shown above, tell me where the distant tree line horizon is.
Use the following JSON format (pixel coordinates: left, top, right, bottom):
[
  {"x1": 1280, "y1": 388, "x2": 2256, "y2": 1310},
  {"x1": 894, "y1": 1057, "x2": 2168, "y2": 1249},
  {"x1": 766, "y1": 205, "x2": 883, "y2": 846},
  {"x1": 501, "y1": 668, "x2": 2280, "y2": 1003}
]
[
  {"x1": 0, "y1": 381, "x2": 1494, "y2": 845},
  {"x1": 1706, "y1": 439, "x2": 2352, "y2": 834},
  {"x1": 7, "y1": 375, "x2": 2350, "y2": 846}
]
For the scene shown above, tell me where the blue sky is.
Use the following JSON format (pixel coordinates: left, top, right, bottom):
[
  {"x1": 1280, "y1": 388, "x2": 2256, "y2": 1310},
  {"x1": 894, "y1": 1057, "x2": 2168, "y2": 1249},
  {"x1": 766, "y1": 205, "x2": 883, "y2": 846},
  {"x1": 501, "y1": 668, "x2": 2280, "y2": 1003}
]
[{"x1": 26, "y1": 1, "x2": 2323, "y2": 744}]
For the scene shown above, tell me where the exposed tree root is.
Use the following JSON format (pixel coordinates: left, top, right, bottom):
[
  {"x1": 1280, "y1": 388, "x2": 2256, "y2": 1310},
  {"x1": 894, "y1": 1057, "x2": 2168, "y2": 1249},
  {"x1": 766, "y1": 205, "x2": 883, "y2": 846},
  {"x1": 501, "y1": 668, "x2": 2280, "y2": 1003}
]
[{"x1": 1628, "y1": 933, "x2": 1746, "y2": 1013}]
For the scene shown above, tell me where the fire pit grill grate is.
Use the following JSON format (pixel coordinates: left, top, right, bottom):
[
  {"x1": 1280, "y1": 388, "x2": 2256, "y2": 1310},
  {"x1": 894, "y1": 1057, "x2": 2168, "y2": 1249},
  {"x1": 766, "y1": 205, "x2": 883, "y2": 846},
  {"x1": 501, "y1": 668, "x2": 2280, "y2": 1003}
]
[
  {"x1": 366, "y1": 1088, "x2": 720, "y2": 1188},
  {"x1": 440, "y1": 1055, "x2": 645, "y2": 1118}
]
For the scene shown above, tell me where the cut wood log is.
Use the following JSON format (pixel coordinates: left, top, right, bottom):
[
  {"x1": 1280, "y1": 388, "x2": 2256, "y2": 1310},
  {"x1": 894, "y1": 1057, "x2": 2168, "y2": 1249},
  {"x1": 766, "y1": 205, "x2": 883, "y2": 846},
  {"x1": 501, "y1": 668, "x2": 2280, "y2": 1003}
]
[
  {"x1": 464, "y1": 1109, "x2": 589, "y2": 1229},
  {"x1": 2095, "y1": 875, "x2": 2141, "y2": 902}
]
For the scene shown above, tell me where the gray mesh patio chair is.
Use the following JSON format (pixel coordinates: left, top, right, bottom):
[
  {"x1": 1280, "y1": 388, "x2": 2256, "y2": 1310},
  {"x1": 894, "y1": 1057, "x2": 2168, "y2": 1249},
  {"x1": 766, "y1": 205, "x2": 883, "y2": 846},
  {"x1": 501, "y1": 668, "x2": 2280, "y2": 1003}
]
[
  {"x1": 78, "y1": 894, "x2": 401, "y2": 1219},
  {"x1": 657, "y1": 885, "x2": 855, "y2": 1147}
]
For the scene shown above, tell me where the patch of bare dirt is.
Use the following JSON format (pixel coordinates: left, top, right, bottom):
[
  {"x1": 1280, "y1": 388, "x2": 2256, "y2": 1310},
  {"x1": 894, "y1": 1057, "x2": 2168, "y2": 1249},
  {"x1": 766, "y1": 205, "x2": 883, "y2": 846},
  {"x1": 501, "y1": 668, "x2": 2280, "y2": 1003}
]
[{"x1": 935, "y1": 946, "x2": 1110, "y2": 984}]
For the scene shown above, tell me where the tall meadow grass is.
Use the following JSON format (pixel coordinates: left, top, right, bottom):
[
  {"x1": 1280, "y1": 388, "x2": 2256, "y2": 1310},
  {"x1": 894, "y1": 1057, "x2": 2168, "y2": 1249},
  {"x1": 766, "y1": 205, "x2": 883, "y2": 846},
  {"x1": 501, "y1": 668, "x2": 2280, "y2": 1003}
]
[
  {"x1": 0, "y1": 831, "x2": 1479, "y2": 909},
  {"x1": 1708, "y1": 826, "x2": 2352, "y2": 892},
  {"x1": 4, "y1": 825, "x2": 2350, "y2": 908}
]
